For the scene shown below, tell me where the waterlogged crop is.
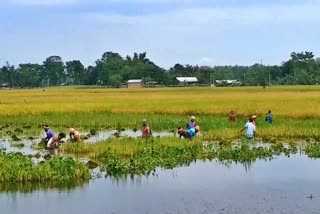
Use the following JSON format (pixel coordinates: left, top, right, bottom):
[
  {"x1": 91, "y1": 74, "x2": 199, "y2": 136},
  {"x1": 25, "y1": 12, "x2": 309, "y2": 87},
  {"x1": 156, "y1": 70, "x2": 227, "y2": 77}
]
[
  {"x1": 304, "y1": 143, "x2": 320, "y2": 158},
  {"x1": 0, "y1": 150, "x2": 91, "y2": 183},
  {"x1": 61, "y1": 138, "x2": 301, "y2": 177}
]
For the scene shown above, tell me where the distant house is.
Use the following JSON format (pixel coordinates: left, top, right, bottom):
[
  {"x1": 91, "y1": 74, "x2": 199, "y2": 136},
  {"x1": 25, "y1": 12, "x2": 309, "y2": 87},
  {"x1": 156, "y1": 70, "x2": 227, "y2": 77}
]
[
  {"x1": 127, "y1": 79, "x2": 145, "y2": 88},
  {"x1": 215, "y1": 80, "x2": 242, "y2": 87},
  {"x1": 176, "y1": 77, "x2": 198, "y2": 86},
  {"x1": 1, "y1": 83, "x2": 9, "y2": 89}
]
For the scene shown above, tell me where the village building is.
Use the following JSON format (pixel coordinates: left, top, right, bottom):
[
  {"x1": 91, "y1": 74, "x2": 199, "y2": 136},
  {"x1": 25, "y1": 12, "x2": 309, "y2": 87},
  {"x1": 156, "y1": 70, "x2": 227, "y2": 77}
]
[
  {"x1": 127, "y1": 79, "x2": 145, "y2": 88},
  {"x1": 176, "y1": 77, "x2": 198, "y2": 87}
]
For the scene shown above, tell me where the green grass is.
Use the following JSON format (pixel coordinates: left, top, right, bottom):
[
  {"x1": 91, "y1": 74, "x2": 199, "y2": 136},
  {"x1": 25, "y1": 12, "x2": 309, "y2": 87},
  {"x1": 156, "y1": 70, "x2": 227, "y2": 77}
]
[{"x1": 0, "y1": 150, "x2": 91, "y2": 184}]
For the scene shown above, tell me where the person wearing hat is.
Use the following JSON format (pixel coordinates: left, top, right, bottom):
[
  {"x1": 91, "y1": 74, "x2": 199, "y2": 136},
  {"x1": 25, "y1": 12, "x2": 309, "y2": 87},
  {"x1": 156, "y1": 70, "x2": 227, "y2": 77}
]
[
  {"x1": 43, "y1": 125, "x2": 54, "y2": 141},
  {"x1": 251, "y1": 115, "x2": 257, "y2": 127},
  {"x1": 69, "y1": 128, "x2": 81, "y2": 143},
  {"x1": 195, "y1": 125, "x2": 201, "y2": 137},
  {"x1": 141, "y1": 119, "x2": 152, "y2": 138},
  {"x1": 187, "y1": 116, "x2": 197, "y2": 130}
]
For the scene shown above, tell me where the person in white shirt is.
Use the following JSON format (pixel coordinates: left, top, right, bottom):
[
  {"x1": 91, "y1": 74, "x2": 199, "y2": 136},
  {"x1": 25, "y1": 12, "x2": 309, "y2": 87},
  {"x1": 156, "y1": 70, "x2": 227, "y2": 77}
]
[{"x1": 240, "y1": 118, "x2": 256, "y2": 139}]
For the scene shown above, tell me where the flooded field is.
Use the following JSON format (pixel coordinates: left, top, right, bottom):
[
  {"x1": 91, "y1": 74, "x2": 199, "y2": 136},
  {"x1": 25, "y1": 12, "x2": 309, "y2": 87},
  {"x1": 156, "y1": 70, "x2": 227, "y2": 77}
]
[
  {"x1": 1, "y1": 128, "x2": 320, "y2": 214},
  {"x1": 1, "y1": 154, "x2": 320, "y2": 214}
]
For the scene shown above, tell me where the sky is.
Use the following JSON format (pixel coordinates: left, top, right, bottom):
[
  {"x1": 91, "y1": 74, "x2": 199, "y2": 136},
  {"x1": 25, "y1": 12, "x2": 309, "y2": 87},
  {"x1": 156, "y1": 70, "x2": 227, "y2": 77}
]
[{"x1": 0, "y1": 0, "x2": 320, "y2": 68}]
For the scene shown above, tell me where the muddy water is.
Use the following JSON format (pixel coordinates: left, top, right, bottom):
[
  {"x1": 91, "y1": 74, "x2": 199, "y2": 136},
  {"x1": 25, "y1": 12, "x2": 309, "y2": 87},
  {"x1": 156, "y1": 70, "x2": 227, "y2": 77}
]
[{"x1": 1, "y1": 154, "x2": 320, "y2": 214}]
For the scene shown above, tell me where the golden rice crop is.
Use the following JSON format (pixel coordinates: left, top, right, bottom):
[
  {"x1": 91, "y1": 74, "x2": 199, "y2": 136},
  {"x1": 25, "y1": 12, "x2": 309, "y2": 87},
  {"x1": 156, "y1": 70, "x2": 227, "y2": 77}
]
[{"x1": 0, "y1": 86, "x2": 319, "y2": 118}]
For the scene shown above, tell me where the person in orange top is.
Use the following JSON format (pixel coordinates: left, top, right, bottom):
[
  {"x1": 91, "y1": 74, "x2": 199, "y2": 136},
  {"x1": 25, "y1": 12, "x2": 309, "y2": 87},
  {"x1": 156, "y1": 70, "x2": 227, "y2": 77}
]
[
  {"x1": 229, "y1": 110, "x2": 236, "y2": 123},
  {"x1": 69, "y1": 128, "x2": 81, "y2": 143},
  {"x1": 141, "y1": 119, "x2": 152, "y2": 138}
]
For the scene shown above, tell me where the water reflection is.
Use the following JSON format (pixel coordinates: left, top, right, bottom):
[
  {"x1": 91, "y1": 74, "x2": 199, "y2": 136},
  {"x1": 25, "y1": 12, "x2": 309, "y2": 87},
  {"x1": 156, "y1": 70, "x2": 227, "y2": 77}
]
[
  {"x1": 1, "y1": 155, "x2": 320, "y2": 214},
  {"x1": 0, "y1": 181, "x2": 88, "y2": 194}
]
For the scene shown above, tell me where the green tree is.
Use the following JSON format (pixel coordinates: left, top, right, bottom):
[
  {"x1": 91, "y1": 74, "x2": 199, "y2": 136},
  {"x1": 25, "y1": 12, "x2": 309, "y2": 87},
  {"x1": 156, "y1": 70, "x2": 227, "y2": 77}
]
[
  {"x1": 43, "y1": 56, "x2": 65, "y2": 86},
  {"x1": 96, "y1": 52, "x2": 125, "y2": 86},
  {"x1": 66, "y1": 60, "x2": 85, "y2": 85},
  {"x1": 18, "y1": 64, "x2": 43, "y2": 87}
]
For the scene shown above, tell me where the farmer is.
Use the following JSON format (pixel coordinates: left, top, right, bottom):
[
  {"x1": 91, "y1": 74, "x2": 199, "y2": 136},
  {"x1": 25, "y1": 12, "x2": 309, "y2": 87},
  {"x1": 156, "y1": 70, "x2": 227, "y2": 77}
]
[
  {"x1": 178, "y1": 127, "x2": 192, "y2": 140},
  {"x1": 178, "y1": 126, "x2": 200, "y2": 140},
  {"x1": 47, "y1": 133, "x2": 64, "y2": 149},
  {"x1": 195, "y1": 125, "x2": 200, "y2": 136},
  {"x1": 187, "y1": 116, "x2": 197, "y2": 130},
  {"x1": 141, "y1": 119, "x2": 152, "y2": 138},
  {"x1": 265, "y1": 110, "x2": 273, "y2": 124},
  {"x1": 44, "y1": 125, "x2": 54, "y2": 141},
  {"x1": 69, "y1": 128, "x2": 81, "y2": 143},
  {"x1": 229, "y1": 110, "x2": 236, "y2": 123},
  {"x1": 240, "y1": 118, "x2": 256, "y2": 139},
  {"x1": 251, "y1": 115, "x2": 257, "y2": 126}
]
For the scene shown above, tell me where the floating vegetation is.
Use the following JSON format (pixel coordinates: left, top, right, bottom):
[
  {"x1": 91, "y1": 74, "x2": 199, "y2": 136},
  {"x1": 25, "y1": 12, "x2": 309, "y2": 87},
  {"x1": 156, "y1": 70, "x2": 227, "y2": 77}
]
[
  {"x1": 81, "y1": 135, "x2": 89, "y2": 140},
  {"x1": 14, "y1": 128, "x2": 23, "y2": 133},
  {"x1": 22, "y1": 124, "x2": 32, "y2": 129},
  {"x1": 304, "y1": 143, "x2": 320, "y2": 158},
  {"x1": 11, "y1": 135, "x2": 21, "y2": 141},
  {"x1": 90, "y1": 129, "x2": 97, "y2": 136},
  {"x1": 10, "y1": 143, "x2": 25, "y2": 149},
  {"x1": 0, "y1": 150, "x2": 91, "y2": 183},
  {"x1": 33, "y1": 153, "x2": 41, "y2": 159},
  {"x1": 86, "y1": 160, "x2": 99, "y2": 169},
  {"x1": 43, "y1": 154, "x2": 52, "y2": 160}
]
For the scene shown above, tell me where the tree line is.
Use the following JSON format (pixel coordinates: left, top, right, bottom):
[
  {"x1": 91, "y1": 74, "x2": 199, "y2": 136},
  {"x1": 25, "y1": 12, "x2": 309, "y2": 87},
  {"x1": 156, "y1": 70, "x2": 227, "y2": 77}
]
[{"x1": 1, "y1": 51, "x2": 320, "y2": 88}]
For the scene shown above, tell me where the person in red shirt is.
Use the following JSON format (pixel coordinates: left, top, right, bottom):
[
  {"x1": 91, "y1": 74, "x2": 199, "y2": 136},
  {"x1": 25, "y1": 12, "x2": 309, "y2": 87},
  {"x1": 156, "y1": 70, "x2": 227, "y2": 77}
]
[
  {"x1": 229, "y1": 110, "x2": 236, "y2": 123},
  {"x1": 141, "y1": 119, "x2": 152, "y2": 138}
]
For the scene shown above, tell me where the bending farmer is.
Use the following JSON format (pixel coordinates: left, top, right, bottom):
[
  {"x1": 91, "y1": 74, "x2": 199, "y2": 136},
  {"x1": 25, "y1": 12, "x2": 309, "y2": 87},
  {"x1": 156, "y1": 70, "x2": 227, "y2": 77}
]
[
  {"x1": 69, "y1": 128, "x2": 81, "y2": 143},
  {"x1": 47, "y1": 133, "x2": 64, "y2": 149}
]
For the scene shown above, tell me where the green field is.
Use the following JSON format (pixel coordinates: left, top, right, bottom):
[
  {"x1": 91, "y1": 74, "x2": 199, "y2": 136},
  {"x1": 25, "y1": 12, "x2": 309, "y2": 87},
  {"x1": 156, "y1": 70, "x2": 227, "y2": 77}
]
[
  {"x1": 0, "y1": 86, "x2": 320, "y2": 140},
  {"x1": 1, "y1": 86, "x2": 320, "y2": 183}
]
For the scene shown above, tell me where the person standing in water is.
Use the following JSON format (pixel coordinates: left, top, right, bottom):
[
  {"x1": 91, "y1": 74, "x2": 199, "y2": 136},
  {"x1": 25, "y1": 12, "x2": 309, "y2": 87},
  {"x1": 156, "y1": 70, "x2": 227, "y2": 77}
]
[
  {"x1": 229, "y1": 110, "x2": 236, "y2": 123},
  {"x1": 240, "y1": 118, "x2": 256, "y2": 139},
  {"x1": 141, "y1": 119, "x2": 152, "y2": 138},
  {"x1": 265, "y1": 110, "x2": 273, "y2": 124}
]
